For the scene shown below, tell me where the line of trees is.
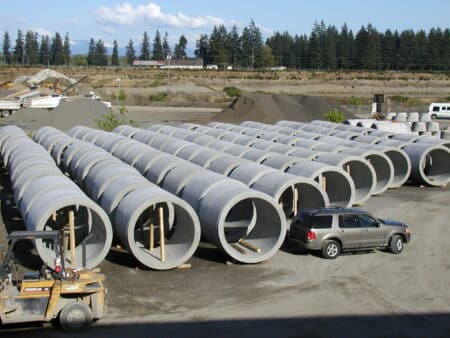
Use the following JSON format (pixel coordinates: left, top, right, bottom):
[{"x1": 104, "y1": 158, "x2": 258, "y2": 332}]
[
  {"x1": 197, "y1": 20, "x2": 449, "y2": 71},
  {"x1": 2, "y1": 29, "x2": 71, "y2": 66},
  {"x1": 2, "y1": 21, "x2": 449, "y2": 70}
]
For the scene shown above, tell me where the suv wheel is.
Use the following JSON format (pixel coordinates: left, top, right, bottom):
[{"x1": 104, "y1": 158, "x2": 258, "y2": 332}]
[
  {"x1": 431, "y1": 114, "x2": 437, "y2": 119},
  {"x1": 322, "y1": 240, "x2": 341, "y2": 259},
  {"x1": 389, "y1": 235, "x2": 404, "y2": 254}
]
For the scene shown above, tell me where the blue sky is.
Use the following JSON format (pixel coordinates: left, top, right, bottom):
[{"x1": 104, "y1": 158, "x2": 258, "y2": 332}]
[{"x1": 1, "y1": 0, "x2": 449, "y2": 54}]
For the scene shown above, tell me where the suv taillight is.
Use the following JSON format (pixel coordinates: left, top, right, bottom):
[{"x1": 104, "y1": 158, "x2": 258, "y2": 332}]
[{"x1": 307, "y1": 230, "x2": 316, "y2": 241}]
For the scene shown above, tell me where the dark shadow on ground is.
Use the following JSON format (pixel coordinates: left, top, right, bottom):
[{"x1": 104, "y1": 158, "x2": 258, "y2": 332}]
[{"x1": 1, "y1": 313, "x2": 449, "y2": 338}]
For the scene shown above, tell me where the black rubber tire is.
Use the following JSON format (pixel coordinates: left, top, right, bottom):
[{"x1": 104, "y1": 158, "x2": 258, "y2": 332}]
[
  {"x1": 59, "y1": 302, "x2": 93, "y2": 330},
  {"x1": 389, "y1": 235, "x2": 404, "y2": 254},
  {"x1": 431, "y1": 114, "x2": 437, "y2": 119},
  {"x1": 322, "y1": 240, "x2": 341, "y2": 259}
]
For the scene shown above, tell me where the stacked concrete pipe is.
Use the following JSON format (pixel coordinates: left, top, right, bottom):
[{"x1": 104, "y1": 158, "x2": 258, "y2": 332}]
[
  {"x1": 69, "y1": 127, "x2": 286, "y2": 264},
  {"x1": 170, "y1": 124, "x2": 355, "y2": 207},
  {"x1": 0, "y1": 125, "x2": 112, "y2": 269},
  {"x1": 112, "y1": 125, "x2": 328, "y2": 226},
  {"x1": 35, "y1": 127, "x2": 201, "y2": 270},
  {"x1": 206, "y1": 122, "x2": 378, "y2": 204},
  {"x1": 284, "y1": 120, "x2": 450, "y2": 187}
]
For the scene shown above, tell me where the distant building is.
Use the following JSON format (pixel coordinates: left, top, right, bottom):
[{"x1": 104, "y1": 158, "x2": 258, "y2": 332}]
[{"x1": 133, "y1": 60, "x2": 165, "y2": 67}]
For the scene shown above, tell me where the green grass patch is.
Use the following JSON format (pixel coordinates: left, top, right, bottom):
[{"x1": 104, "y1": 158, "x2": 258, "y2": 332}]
[
  {"x1": 149, "y1": 92, "x2": 168, "y2": 101},
  {"x1": 223, "y1": 86, "x2": 243, "y2": 97},
  {"x1": 324, "y1": 109, "x2": 345, "y2": 123}
]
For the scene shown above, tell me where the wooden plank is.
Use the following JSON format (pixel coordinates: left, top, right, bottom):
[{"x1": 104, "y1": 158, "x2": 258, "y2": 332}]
[
  {"x1": 149, "y1": 207, "x2": 154, "y2": 251},
  {"x1": 68, "y1": 210, "x2": 76, "y2": 266},
  {"x1": 238, "y1": 239, "x2": 261, "y2": 253},
  {"x1": 159, "y1": 206, "x2": 165, "y2": 262},
  {"x1": 293, "y1": 187, "x2": 299, "y2": 216}
]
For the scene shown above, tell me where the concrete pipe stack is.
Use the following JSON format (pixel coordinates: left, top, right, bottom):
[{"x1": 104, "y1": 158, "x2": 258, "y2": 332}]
[
  {"x1": 131, "y1": 124, "x2": 331, "y2": 216},
  {"x1": 294, "y1": 120, "x2": 450, "y2": 187},
  {"x1": 69, "y1": 126, "x2": 286, "y2": 264},
  {"x1": 35, "y1": 127, "x2": 201, "y2": 270},
  {"x1": 160, "y1": 124, "x2": 356, "y2": 208},
  {"x1": 0, "y1": 125, "x2": 112, "y2": 269},
  {"x1": 200, "y1": 121, "x2": 385, "y2": 204}
]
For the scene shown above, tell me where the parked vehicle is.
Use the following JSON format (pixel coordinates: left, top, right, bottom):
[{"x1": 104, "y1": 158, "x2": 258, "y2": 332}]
[
  {"x1": 289, "y1": 207, "x2": 411, "y2": 259},
  {"x1": 429, "y1": 103, "x2": 450, "y2": 119}
]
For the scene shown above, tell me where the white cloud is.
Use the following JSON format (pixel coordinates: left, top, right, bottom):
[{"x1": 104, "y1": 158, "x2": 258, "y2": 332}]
[
  {"x1": 33, "y1": 28, "x2": 52, "y2": 37},
  {"x1": 256, "y1": 24, "x2": 274, "y2": 36},
  {"x1": 96, "y1": 2, "x2": 225, "y2": 28}
]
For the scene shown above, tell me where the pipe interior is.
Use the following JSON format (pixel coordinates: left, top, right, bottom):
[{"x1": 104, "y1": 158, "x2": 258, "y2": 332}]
[
  {"x1": 130, "y1": 202, "x2": 196, "y2": 265},
  {"x1": 37, "y1": 205, "x2": 108, "y2": 269},
  {"x1": 422, "y1": 149, "x2": 450, "y2": 185},
  {"x1": 344, "y1": 161, "x2": 374, "y2": 204},
  {"x1": 317, "y1": 171, "x2": 352, "y2": 207},
  {"x1": 385, "y1": 150, "x2": 410, "y2": 187},
  {"x1": 366, "y1": 154, "x2": 392, "y2": 194}
]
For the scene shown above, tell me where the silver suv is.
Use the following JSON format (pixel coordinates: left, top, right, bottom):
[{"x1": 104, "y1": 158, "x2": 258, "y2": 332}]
[{"x1": 289, "y1": 208, "x2": 411, "y2": 259}]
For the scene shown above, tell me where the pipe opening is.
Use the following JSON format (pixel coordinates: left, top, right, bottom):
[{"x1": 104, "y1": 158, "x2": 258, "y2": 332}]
[
  {"x1": 422, "y1": 148, "x2": 450, "y2": 185},
  {"x1": 385, "y1": 150, "x2": 410, "y2": 187},
  {"x1": 317, "y1": 172, "x2": 353, "y2": 207},
  {"x1": 223, "y1": 199, "x2": 257, "y2": 242},
  {"x1": 344, "y1": 161, "x2": 374, "y2": 204},
  {"x1": 38, "y1": 205, "x2": 108, "y2": 269},
  {"x1": 366, "y1": 155, "x2": 393, "y2": 195}
]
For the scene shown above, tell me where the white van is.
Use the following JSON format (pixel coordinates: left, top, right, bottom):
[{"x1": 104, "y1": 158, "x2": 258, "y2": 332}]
[{"x1": 429, "y1": 103, "x2": 450, "y2": 119}]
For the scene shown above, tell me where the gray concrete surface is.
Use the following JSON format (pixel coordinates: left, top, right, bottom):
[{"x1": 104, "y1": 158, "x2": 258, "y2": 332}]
[{"x1": 0, "y1": 179, "x2": 449, "y2": 337}]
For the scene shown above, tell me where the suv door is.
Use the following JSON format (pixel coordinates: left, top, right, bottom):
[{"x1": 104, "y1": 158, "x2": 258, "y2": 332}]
[
  {"x1": 338, "y1": 214, "x2": 361, "y2": 249},
  {"x1": 357, "y1": 214, "x2": 385, "y2": 248}
]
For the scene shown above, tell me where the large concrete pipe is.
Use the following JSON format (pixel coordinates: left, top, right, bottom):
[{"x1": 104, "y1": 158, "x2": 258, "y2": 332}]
[
  {"x1": 38, "y1": 128, "x2": 201, "y2": 270},
  {"x1": 0, "y1": 127, "x2": 112, "y2": 270},
  {"x1": 314, "y1": 153, "x2": 376, "y2": 204},
  {"x1": 211, "y1": 122, "x2": 384, "y2": 201},
  {"x1": 71, "y1": 127, "x2": 287, "y2": 264},
  {"x1": 127, "y1": 127, "x2": 329, "y2": 223},
  {"x1": 402, "y1": 143, "x2": 450, "y2": 186},
  {"x1": 179, "y1": 123, "x2": 355, "y2": 207}
]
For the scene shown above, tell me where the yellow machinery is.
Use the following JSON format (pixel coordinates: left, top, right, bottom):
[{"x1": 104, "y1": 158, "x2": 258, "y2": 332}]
[{"x1": 0, "y1": 230, "x2": 106, "y2": 330}]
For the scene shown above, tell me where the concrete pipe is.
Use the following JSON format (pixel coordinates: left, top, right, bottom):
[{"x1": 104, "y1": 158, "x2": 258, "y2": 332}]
[
  {"x1": 371, "y1": 122, "x2": 411, "y2": 135},
  {"x1": 353, "y1": 135, "x2": 382, "y2": 145},
  {"x1": 314, "y1": 153, "x2": 376, "y2": 204},
  {"x1": 414, "y1": 137, "x2": 450, "y2": 149},
  {"x1": 340, "y1": 148, "x2": 394, "y2": 195},
  {"x1": 77, "y1": 128, "x2": 287, "y2": 264},
  {"x1": 402, "y1": 143, "x2": 450, "y2": 186},
  {"x1": 47, "y1": 129, "x2": 201, "y2": 270},
  {"x1": 390, "y1": 134, "x2": 420, "y2": 143},
  {"x1": 3, "y1": 134, "x2": 113, "y2": 270}
]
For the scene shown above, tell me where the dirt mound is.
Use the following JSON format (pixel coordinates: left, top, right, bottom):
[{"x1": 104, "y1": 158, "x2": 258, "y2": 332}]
[
  {"x1": 2, "y1": 98, "x2": 109, "y2": 131},
  {"x1": 215, "y1": 93, "x2": 354, "y2": 124}
]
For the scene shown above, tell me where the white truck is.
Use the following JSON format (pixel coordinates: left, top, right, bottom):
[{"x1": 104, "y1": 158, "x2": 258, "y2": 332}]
[
  {"x1": 429, "y1": 103, "x2": 450, "y2": 119},
  {"x1": 0, "y1": 100, "x2": 20, "y2": 117}
]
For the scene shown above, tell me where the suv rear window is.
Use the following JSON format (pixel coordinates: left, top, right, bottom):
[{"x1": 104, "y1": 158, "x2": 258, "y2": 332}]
[{"x1": 310, "y1": 215, "x2": 333, "y2": 229}]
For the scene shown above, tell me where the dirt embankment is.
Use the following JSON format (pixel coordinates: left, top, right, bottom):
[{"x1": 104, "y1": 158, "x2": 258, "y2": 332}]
[{"x1": 215, "y1": 93, "x2": 355, "y2": 124}]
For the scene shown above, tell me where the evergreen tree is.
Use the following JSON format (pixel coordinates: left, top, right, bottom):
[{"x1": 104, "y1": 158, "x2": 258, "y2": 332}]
[
  {"x1": 209, "y1": 25, "x2": 229, "y2": 65},
  {"x1": 162, "y1": 32, "x2": 171, "y2": 58},
  {"x1": 324, "y1": 25, "x2": 338, "y2": 69},
  {"x1": 39, "y1": 35, "x2": 50, "y2": 66},
  {"x1": 24, "y1": 30, "x2": 39, "y2": 65},
  {"x1": 94, "y1": 39, "x2": 108, "y2": 66},
  {"x1": 174, "y1": 35, "x2": 187, "y2": 59},
  {"x1": 50, "y1": 32, "x2": 65, "y2": 65},
  {"x1": 87, "y1": 38, "x2": 96, "y2": 66},
  {"x1": 241, "y1": 20, "x2": 263, "y2": 68},
  {"x1": 353, "y1": 25, "x2": 369, "y2": 69},
  {"x1": 125, "y1": 39, "x2": 136, "y2": 65},
  {"x1": 228, "y1": 25, "x2": 241, "y2": 67},
  {"x1": 195, "y1": 34, "x2": 210, "y2": 65},
  {"x1": 63, "y1": 33, "x2": 71, "y2": 65},
  {"x1": 398, "y1": 29, "x2": 416, "y2": 70},
  {"x1": 13, "y1": 30, "x2": 24, "y2": 65},
  {"x1": 111, "y1": 40, "x2": 119, "y2": 66},
  {"x1": 366, "y1": 24, "x2": 381, "y2": 69},
  {"x1": 2, "y1": 31, "x2": 12, "y2": 64},
  {"x1": 307, "y1": 23, "x2": 322, "y2": 69},
  {"x1": 152, "y1": 30, "x2": 163, "y2": 60},
  {"x1": 415, "y1": 30, "x2": 427, "y2": 70},
  {"x1": 140, "y1": 31, "x2": 150, "y2": 60},
  {"x1": 337, "y1": 23, "x2": 352, "y2": 69},
  {"x1": 380, "y1": 29, "x2": 396, "y2": 70}
]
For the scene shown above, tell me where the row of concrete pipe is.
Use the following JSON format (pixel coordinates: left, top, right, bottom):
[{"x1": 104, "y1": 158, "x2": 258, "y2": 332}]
[
  {"x1": 33, "y1": 126, "x2": 201, "y2": 270},
  {"x1": 214, "y1": 119, "x2": 449, "y2": 187},
  {"x1": 66, "y1": 126, "x2": 287, "y2": 264},
  {"x1": 273, "y1": 120, "x2": 450, "y2": 187},
  {"x1": 0, "y1": 125, "x2": 113, "y2": 270},
  {"x1": 114, "y1": 125, "x2": 355, "y2": 208}
]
